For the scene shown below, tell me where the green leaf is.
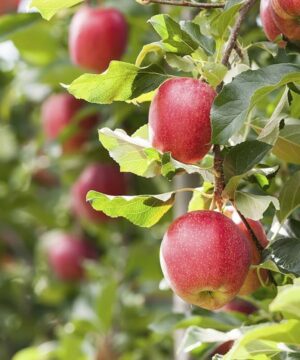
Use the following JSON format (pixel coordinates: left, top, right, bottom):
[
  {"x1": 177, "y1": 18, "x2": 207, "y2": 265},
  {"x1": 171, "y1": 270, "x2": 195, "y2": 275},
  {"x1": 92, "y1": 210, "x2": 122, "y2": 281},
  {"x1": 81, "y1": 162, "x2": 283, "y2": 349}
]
[
  {"x1": 179, "y1": 326, "x2": 237, "y2": 353},
  {"x1": 235, "y1": 192, "x2": 279, "y2": 221},
  {"x1": 277, "y1": 171, "x2": 300, "y2": 223},
  {"x1": 11, "y1": 21, "x2": 59, "y2": 65},
  {"x1": 202, "y1": 63, "x2": 228, "y2": 88},
  {"x1": 181, "y1": 21, "x2": 215, "y2": 55},
  {"x1": 29, "y1": 0, "x2": 83, "y2": 20},
  {"x1": 224, "y1": 321, "x2": 300, "y2": 359},
  {"x1": 149, "y1": 14, "x2": 198, "y2": 55},
  {"x1": 270, "y1": 282, "x2": 300, "y2": 319},
  {"x1": 98, "y1": 127, "x2": 214, "y2": 181},
  {"x1": 257, "y1": 87, "x2": 289, "y2": 145},
  {"x1": 0, "y1": 13, "x2": 40, "y2": 41},
  {"x1": 99, "y1": 128, "x2": 161, "y2": 178},
  {"x1": 160, "y1": 153, "x2": 214, "y2": 182},
  {"x1": 223, "y1": 141, "x2": 272, "y2": 181},
  {"x1": 264, "y1": 238, "x2": 300, "y2": 277},
  {"x1": 212, "y1": 64, "x2": 300, "y2": 144},
  {"x1": 272, "y1": 125, "x2": 300, "y2": 164},
  {"x1": 212, "y1": 2, "x2": 242, "y2": 39},
  {"x1": 12, "y1": 344, "x2": 55, "y2": 360},
  {"x1": 87, "y1": 191, "x2": 175, "y2": 227},
  {"x1": 67, "y1": 61, "x2": 171, "y2": 104}
]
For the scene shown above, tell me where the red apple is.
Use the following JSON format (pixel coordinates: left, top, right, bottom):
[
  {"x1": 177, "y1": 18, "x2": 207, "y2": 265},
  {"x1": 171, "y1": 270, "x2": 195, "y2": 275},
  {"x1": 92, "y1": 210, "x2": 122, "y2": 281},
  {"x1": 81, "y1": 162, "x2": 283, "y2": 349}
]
[
  {"x1": 0, "y1": 0, "x2": 19, "y2": 14},
  {"x1": 160, "y1": 211, "x2": 251, "y2": 310},
  {"x1": 71, "y1": 164, "x2": 127, "y2": 223},
  {"x1": 41, "y1": 93, "x2": 98, "y2": 153},
  {"x1": 69, "y1": 6, "x2": 128, "y2": 73},
  {"x1": 149, "y1": 78, "x2": 216, "y2": 164},
  {"x1": 271, "y1": 0, "x2": 300, "y2": 40},
  {"x1": 209, "y1": 341, "x2": 234, "y2": 358},
  {"x1": 260, "y1": 0, "x2": 283, "y2": 42},
  {"x1": 220, "y1": 298, "x2": 258, "y2": 315},
  {"x1": 48, "y1": 234, "x2": 97, "y2": 281},
  {"x1": 225, "y1": 207, "x2": 269, "y2": 295}
]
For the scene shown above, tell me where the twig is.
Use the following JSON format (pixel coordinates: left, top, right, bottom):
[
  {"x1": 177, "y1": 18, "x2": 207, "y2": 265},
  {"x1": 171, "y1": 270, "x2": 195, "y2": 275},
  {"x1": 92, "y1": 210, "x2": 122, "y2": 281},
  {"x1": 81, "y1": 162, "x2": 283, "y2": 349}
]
[
  {"x1": 213, "y1": 145, "x2": 225, "y2": 211},
  {"x1": 137, "y1": 0, "x2": 225, "y2": 8},
  {"x1": 212, "y1": 0, "x2": 257, "y2": 210},
  {"x1": 221, "y1": 0, "x2": 257, "y2": 67},
  {"x1": 234, "y1": 43, "x2": 244, "y2": 60}
]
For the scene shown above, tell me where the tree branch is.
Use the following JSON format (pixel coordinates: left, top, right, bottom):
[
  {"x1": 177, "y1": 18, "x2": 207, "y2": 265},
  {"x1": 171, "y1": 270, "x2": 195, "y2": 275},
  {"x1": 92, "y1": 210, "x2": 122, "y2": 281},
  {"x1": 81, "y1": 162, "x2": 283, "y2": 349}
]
[
  {"x1": 221, "y1": 0, "x2": 257, "y2": 67},
  {"x1": 137, "y1": 0, "x2": 225, "y2": 8},
  {"x1": 212, "y1": 0, "x2": 257, "y2": 211}
]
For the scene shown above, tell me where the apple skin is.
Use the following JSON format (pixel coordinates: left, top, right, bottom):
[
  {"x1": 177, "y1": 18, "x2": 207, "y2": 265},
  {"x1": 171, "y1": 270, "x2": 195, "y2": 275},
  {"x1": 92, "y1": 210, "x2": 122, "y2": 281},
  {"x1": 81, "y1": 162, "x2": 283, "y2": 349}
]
[
  {"x1": 69, "y1": 6, "x2": 128, "y2": 73},
  {"x1": 72, "y1": 164, "x2": 127, "y2": 223},
  {"x1": 209, "y1": 341, "x2": 234, "y2": 358},
  {"x1": 48, "y1": 234, "x2": 97, "y2": 281},
  {"x1": 41, "y1": 93, "x2": 98, "y2": 153},
  {"x1": 225, "y1": 207, "x2": 269, "y2": 295},
  {"x1": 149, "y1": 78, "x2": 216, "y2": 164},
  {"x1": 220, "y1": 298, "x2": 258, "y2": 315},
  {"x1": 260, "y1": 0, "x2": 283, "y2": 42},
  {"x1": 271, "y1": 0, "x2": 300, "y2": 40},
  {"x1": 0, "y1": 0, "x2": 19, "y2": 14},
  {"x1": 160, "y1": 211, "x2": 251, "y2": 310}
]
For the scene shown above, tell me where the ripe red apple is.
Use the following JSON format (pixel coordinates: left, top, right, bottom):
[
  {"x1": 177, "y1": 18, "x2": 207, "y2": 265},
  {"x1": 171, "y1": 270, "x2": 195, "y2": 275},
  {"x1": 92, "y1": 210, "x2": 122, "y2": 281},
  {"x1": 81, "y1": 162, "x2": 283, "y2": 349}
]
[
  {"x1": 225, "y1": 207, "x2": 269, "y2": 295},
  {"x1": 260, "y1": 0, "x2": 283, "y2": 42},
  {"x1": 0, "y1": 0, "x2": 19, "y2": 14},
  {"x1": 160, "y1": 211, "x2": 251, "y2": 310},
  {"x1": 41, "y1": 93, "x2": 99, "y2": 153},
  {"x1": 220, "y1": 298, "x2": 258, "y2": 315},
  {"x1": 271, "y1": 0, "x2": 300, "y2": 40},
  {"x1": 69, "y1": 6, "x2": 128, "y2": 73},
  {"x1": 149, "y1": 78, "x2": 216, "y2": 164},
  {"x1": 48, "y1": 234, "x2": 97, "y2": 281},
  {"x1": 71, "y1": 164, "x2": 127, "y2": 223},
  {"x1": 209, "y1": 341, "x2": 234, "y2": 358}
]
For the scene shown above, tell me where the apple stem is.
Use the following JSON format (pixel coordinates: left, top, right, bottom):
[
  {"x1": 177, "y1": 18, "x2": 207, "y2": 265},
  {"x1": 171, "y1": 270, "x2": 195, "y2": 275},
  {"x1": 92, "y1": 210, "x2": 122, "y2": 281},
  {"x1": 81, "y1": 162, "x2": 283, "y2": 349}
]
[
  {"x1": 136, "y1": 0, "x2": 225, "y2": 9},
  {"x1": 236, "y1": 209, "x2": 264, "y2": 253}
]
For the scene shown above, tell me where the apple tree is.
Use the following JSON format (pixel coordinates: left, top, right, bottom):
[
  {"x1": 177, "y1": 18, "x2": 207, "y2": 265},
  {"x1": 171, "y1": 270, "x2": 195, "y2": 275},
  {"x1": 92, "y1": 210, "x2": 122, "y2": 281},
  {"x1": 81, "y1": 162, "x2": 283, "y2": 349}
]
[{"x1": 2, "y1": 0, "x2": 300, "y2": 359}]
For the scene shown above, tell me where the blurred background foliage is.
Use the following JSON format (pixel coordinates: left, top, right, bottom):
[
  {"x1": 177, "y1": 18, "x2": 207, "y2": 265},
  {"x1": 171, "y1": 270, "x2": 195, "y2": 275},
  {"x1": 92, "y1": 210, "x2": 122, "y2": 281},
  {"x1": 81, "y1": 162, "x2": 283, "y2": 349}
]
[{"x1": 0, "y1": 0, "x2": 300, "y2": 360}]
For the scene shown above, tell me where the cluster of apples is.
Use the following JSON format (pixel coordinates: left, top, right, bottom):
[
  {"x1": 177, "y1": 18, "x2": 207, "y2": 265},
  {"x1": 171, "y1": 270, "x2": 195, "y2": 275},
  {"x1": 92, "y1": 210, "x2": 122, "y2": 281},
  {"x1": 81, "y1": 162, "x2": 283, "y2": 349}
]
[
  {"x1": 261, "y1": 0, "x2": 300, "y2": 44},
  {"x1": 40, "y1": 5, "x2": 128, "y2": 281},
  {"x1": 147, "y1": 77, "x2": 269, "y2": 310}
]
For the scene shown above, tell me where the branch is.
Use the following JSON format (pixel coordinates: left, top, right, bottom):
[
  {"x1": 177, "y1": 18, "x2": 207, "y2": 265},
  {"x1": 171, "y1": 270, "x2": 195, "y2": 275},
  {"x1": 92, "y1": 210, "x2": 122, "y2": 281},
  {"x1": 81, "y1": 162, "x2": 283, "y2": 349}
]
[
  {"x1": 221, "y1": 0, "x2": 257, "y2": 67},
  {"x1": 213, "y1": 0, "x2": 257, "y2": 209},
  {"x1": 137, "y1": 0, "x2": 225, "y2": 8}
]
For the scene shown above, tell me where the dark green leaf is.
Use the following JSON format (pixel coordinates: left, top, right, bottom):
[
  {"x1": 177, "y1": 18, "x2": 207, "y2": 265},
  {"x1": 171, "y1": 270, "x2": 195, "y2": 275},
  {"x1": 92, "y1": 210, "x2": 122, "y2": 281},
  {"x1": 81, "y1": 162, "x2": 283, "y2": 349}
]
[
  {"x1": 264, "y1": 238, "x2": 300, "y2": 276},
  {"x1": 223, "y1": 141, "x2": 272, "y2": 181}
]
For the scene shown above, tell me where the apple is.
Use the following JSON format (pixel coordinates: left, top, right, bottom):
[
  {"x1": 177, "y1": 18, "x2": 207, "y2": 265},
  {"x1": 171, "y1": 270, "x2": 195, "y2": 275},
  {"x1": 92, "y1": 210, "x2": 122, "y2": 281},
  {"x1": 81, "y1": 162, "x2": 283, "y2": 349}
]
[
  {"x1": 41, "y1": 93, "x2": 99, "y2": 153},
  {"x1": 210, "y1": 341, "x2": 234, "y2": 358},
  {"x1": 225, "y1": 207, "x2": 269, "y2": 295},
  {"x1": 271, "y1": 0, "x2": 300, "y2": 40},
  {"x1": 220, "y1": 298, "x2": 258, "y2": 315},
  {"x1": 48, "y1": 234, "x2": 97, "y2": 281},
  {"x1": 160, "y1": 211, "x2": 251, "y2": 310},
  {"x1": 72, "y1": 164, "x2": 127, "y2": 223},
  {"x1": 69, "y1": 6, "x2": 128, "y2": 73},
  {"x1": 0, "y1": 0, "x2": 19, "y2": 14},
  {"x1": 260, "y1": 0, "x2": 282, "y2": 42},
  {"x1": 149, "y1": 78, "x2": 216, "y2": 164}
]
